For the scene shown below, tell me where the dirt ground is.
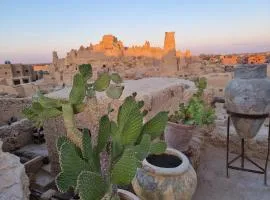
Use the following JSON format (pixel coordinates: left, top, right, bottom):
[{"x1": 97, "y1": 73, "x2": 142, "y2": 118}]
[{"x1": 193, "y1": 144, "x2": 270, "y2": 200}]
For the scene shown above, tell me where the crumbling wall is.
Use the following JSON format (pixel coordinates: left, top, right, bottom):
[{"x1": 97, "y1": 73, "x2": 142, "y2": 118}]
[
  {"x1": 0, "y1": 119, "x2": 35, "y2": 152},
  {"x1": 14, "y1": 84, "x2": 39, "y2": 97},
  {"x1": 0, "y1": 97, "x2": 31, "y2": 124},
  {"x1": 0, "y1": 85, "x2": 18, "y2": 96},
  {"x1": 201, "y1": 72, "x2": 233, "y2": 97}
]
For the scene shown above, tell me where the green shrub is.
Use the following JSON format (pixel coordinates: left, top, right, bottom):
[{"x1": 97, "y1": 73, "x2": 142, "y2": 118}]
[{"x1": 169, "y1": 77, "x2": 215, "y2": 126}]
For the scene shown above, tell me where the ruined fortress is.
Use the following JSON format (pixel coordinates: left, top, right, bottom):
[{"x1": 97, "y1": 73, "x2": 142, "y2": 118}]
[{"x1": 49, "y1": 32, "x2": 192, "y2": 84}]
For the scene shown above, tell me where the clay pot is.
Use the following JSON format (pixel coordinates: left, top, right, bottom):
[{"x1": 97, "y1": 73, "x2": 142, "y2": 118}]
[
  {"x1": 164, "y1": 121, "x2": 194, "y2": 152},
  {"x1": 224, "y1": 64, "x2": 270, "y2": 138},
  {"x1": 132, "y1": 148, "x2": 197, "y2": 200},
  {"x1": 118, "y1": 189, "x2": 139, "y2": 200}
]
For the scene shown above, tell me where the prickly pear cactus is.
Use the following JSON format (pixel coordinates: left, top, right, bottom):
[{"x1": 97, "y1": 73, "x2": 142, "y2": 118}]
[{"x1": 23, "y1": 64, "x2": 169, "y2": 200}]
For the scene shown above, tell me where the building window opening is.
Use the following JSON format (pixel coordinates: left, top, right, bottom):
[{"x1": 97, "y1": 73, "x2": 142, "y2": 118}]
[
  {"x1": 5, "y1": 72, "x2": 7, "y2": 75},
  {"x1": 22, "y1": 79, "x2": 29, "y2": 83},
  {"x1": 25, "y1": 70, "x2": 29, "y2": 73},
  {"x1": 16, "y1": 71, "x2": 20, "y2": 74},
  {"x1": 13, "y1": 79, "x2": 20, "y2": 85}
]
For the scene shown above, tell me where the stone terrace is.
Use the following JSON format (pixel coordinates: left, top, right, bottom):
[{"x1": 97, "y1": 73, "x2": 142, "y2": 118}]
[{"x1": 1, "y1": 76, "x2": 270, "y2": 199}]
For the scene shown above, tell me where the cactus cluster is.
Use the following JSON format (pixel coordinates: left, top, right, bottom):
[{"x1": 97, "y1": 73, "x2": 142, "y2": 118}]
[{"x1": 23, "y1": 64, "x2": 168, "y2": 200}]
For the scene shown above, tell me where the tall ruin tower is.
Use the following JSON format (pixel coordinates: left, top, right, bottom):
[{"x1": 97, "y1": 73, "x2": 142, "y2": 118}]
[
  {"x1": 52, "y1": 51, "x2": 58, "y2": 64},
  {"x1": 164, "y1": 32, "x2": 176, "y2": 51}
]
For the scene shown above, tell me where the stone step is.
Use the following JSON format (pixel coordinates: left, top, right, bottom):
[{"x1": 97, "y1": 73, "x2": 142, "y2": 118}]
[
  {"x1": 13, "y1": 143, "x2": 49, "y2": 160},
  {"x1": 24, "y1": 156, "x2": 44, "y2": 178},
  {"x1": 19, "y1": 155, "x2": 31, "y2": 164},
  {"x1": 40, "y1": 189, "x2": 57, "y2": 200},
  {"x1": 41, "y1": 163, "x2": 52, "y2": 174},
  {"x1": 31, "y1": 168, "x2": 55, "y2": 193},
  {"x1": 52, "y1": 191, "x2": 77, "y2": 200}
]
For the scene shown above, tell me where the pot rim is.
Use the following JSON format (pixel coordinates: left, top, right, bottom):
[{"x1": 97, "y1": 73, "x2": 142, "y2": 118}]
[
  {"x1": 142, "y1": 148, "x2": 189, "y2": 176},
  {"x1": 167, "y1": 121, "x2": 195, "y2": 129},
  {"x1": 117, "y1": 189, "x2": 139, "y2": 200}
]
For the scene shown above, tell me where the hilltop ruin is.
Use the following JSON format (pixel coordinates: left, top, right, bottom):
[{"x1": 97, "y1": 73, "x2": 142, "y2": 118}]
[{"x1": 48, "y1": 32, "x2": 192, "y2": 84}]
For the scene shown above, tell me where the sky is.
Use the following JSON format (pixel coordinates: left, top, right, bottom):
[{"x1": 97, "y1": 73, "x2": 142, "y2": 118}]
[{"x1": 0, "y1": 0, "x2": 270, "y2": 64}]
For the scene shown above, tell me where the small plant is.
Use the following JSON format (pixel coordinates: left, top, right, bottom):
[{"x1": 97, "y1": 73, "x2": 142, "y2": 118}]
[
  {"x1": 23, "y1": 64, "x2": 168, "y2": 200},
  {"x1": 169, "y1": 77, "x2": 215, "y2": 126},
  {"x1": 193, "y1": 77, "x2": 207, "y2": 98}
]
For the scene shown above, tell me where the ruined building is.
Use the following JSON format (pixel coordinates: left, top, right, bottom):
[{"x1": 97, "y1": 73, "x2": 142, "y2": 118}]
[
  {"x1": 164, "y1": 32, "x2": 176, "y2": 51},
  {"x1": 248, "y1": 54, "x2": 266, "y2": 64},
  {"x1": 49, "y1": 32, "x2": 192, "y2": 85},
  {"x1": 0, "y1": 64, "x2": 39, "y2": 86},
  {"x1": 33, "y1": 64, "x2": 50, "y2": 72},
  {"x1": 220, "y1": 55, "x2": 238, "y2": 65}
]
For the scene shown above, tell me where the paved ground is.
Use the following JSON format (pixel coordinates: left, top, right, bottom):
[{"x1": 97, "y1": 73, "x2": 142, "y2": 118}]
[
  {"x1": 193, "y1": 144, "x2": 270, "y2": 200},
  {"x1": 47, "y1": 77, "x2": 196, "y2": 100}
]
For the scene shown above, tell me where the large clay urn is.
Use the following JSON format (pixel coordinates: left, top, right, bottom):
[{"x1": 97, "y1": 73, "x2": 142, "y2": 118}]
[
  {"x1": 224, "y1": 64, "x2": 270, "y2": 138},
  {"x1": 132, "y1": 148, "x2": 197, "y2": 200},
  {"x1": 164, "y1": 122, "x2": 194, "y2": 152}
]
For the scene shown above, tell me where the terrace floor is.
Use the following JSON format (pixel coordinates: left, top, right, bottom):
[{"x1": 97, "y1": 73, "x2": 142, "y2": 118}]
[{"x1": 193, "y1": 144, "x2": 270, "y2": 200}]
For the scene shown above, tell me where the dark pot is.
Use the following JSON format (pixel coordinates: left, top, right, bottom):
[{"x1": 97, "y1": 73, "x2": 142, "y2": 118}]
[{"x1": 164, "y1": 121, "x2": 194, "y2": 152}]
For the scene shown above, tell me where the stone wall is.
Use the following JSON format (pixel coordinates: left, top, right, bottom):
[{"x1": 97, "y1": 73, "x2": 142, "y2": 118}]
[
  {"x1": 0, "y1": 97, "x2": 31, "y2": 124},
  {"x1": 43, "y1": 77, "x2": 196, "y2": 175},
  {"x1": 0, "y1": 85, "x2": 19, "y2": 96},
  {"x1": 0, "y1": 119, "x2": 35, "y2": 152},
  {"x1": 14, "y1": 83, "x2": 39, "y2": 97},
  {"x1": 201, "y1": 72, "x2": 233, "y2": 97},
  {"x1": 0, "y1": 64, "x2": 13, "y2": 80}
]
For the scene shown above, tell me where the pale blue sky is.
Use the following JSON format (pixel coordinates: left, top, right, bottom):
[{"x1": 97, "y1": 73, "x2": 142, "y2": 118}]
[{"x1": 0, "y1": 0, "x2": 269, "y2": 63}]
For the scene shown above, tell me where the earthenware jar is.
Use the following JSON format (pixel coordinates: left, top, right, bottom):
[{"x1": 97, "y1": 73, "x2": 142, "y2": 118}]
[
  {"x1": 224, "y1": 64, "x2": 270, "y2": 138},
  {"x1": 132, "y1": 148, "x2": 197, "y2": 200},
  {"x1": 164, "y1": 121, "x2": 194, "y2": 152}
]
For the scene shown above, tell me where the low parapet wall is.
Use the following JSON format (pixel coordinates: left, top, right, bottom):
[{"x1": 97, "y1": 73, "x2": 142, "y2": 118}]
[{"x1": 43, "y1": 77, "x2": 196, "y2": 175}]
